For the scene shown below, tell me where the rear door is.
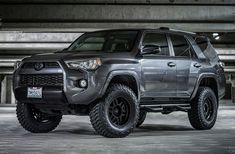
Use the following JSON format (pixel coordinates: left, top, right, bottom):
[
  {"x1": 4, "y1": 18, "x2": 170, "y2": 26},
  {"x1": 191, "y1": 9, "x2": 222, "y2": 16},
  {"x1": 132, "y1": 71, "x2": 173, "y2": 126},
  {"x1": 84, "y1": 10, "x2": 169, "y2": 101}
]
[
  {"x1": 169, "y1": 34, "x2": 200, "y2": 98},
  {"x1": 140, "y1": 32, "x2": 177, "y2": 98}
]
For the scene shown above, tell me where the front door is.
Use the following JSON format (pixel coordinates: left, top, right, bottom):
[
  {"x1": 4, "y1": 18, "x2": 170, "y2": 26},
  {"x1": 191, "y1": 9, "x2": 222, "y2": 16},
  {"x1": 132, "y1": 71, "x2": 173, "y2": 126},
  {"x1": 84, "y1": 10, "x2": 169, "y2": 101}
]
[{"x1": 140, "y1": 32, "x2": 177, "y2": 98}]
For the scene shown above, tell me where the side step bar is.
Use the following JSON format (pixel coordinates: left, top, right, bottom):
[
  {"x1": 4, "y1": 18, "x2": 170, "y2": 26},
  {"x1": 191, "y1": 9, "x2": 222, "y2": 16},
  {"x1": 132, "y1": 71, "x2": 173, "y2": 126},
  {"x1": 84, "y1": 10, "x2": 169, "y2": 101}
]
[{"x1": 140, "y1": 104, "x2": 191, "y2": 114}]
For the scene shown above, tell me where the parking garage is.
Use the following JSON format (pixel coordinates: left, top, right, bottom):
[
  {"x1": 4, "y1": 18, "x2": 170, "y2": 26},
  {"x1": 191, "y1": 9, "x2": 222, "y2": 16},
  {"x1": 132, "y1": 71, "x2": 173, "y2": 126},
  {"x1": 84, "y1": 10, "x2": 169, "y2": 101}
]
[{"x1": 0, "y1": 0, "x2": 235, "y2": 153}]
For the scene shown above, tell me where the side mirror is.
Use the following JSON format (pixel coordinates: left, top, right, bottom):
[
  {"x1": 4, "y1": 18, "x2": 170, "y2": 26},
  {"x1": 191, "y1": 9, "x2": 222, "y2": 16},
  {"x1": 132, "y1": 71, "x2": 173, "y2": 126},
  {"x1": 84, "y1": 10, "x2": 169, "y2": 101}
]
[{"x1": 141, "y1": 44, "x2": 161, "y2": 55}]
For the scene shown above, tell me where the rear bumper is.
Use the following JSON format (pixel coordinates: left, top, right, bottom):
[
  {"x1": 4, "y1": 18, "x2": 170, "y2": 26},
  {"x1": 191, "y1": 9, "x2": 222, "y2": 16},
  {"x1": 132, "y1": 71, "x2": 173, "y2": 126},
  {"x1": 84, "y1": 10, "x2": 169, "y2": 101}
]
[{"x1": 13, "y1": 60, "x2": 106, "y2": 105}]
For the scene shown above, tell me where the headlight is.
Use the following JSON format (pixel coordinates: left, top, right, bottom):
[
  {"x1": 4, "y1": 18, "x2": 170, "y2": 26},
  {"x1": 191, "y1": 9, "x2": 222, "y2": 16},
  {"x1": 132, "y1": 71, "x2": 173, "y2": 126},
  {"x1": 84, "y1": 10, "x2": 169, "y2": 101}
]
[{"x1": 66, "y1": 58, "x2": 102, "y2": 71}]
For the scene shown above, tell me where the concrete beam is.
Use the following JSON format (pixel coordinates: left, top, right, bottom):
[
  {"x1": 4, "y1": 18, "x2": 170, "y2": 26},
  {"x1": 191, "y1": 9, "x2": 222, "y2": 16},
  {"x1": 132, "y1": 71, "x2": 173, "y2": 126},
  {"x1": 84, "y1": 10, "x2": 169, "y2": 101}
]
[
  {"x1": 0, "y1": 68, "x2": 15, "y2": 74},
  {"x1": 0, "y1": 5, "x2": 234, "y2": 32},
  {"x1": 0, "y1": 63, "x2": 15, "y2": 67},
  {"x1": 1, "y1": 5, "x2": 234, "y2": 21},
  {"x1": 0, "y1": 43, "x2": 70, "y2": 50},
  {"x1": 224, "y1": 66, "x2": 235, "y2": 73},
  {"x1": 0, "y1": 50, "x2": 55, "y2": 55},
  {"x1": 0, "y1": 0, "x2": 234, "y2": 5},
  {"x1": 0, "y1": 32, "x2": 82, "y2": 42},
  {"x1": 216, "y1": 48, "x2": 235, "y2": 55},
  {"x1": 2, "y1": 23, "x2": 235, "y2": 33},
  {"x1": 219, "y1": 56, "x2": 235, "y2": 61}
]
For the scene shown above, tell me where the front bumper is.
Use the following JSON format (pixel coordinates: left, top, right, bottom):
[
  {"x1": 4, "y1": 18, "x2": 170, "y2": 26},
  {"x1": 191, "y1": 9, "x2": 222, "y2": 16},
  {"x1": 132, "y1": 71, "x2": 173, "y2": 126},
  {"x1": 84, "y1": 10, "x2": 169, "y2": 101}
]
[{"x1": 13, "y1": 60, "x2": 106, "y2": 105}]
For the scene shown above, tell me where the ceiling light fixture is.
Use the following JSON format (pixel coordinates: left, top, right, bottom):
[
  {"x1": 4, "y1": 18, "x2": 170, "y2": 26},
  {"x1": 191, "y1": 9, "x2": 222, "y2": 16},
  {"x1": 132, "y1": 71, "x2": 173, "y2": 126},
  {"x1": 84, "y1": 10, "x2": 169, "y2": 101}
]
[
  {"x1": 212, "y1": 33, "x2": 219, "y2": 37},
  {"x1": 214, "y1": 36, "x2": 220, "y2": 40},
  {"x1": 212, "y1": 33, "x2": 220, "y2": 40}
]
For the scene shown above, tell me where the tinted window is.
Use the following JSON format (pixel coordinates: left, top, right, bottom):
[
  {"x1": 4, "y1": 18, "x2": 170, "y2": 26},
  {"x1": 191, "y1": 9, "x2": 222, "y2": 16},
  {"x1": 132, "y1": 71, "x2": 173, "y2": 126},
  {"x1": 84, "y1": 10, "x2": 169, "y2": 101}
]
[
  {"x1": 68, "y1": 31, "x2": 138, "y2": 52},
  {"x1": 143, "y1": 33, "x2": 169, "y2": 56},
  {"x1": 195, "y1": 36, "x2": 208, "y2": 52},
  {"x1": 171, "y1": 34, "x2": 195, "y2": 58}
]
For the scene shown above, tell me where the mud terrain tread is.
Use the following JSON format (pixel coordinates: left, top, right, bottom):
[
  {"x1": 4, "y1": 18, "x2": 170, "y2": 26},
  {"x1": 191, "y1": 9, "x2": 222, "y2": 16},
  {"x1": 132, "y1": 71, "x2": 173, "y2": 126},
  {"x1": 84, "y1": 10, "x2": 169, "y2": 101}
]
[
  {"x1": 136, "y1": 110, "x2": 147, "y2": 128},
  {"x1": 16, "y1": 102, "x2": 62, "y2": 133},
  {"x1": 188, "y1": 87, "x2": 217, "y2": 130},
  {"x1": 90, "y1": 84, "x2": 139, "y2": 138}
]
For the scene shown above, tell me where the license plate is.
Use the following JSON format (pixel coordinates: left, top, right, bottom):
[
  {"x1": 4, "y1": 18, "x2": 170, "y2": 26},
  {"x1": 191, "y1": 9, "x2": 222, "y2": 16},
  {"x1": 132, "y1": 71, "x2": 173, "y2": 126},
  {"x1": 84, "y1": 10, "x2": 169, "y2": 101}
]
[{"x1": 27, "y1": 87, "x2": 42, "y2": 98}]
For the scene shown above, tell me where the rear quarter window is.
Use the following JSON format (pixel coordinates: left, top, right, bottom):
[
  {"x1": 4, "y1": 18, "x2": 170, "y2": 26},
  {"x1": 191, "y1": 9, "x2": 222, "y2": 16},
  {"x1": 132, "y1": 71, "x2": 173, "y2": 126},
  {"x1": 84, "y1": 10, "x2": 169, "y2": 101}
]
[
  {"x1": 195, "y1": 36, "x2": 219, "y2": 63},
  {"x1": 195, "y1": 36, "x2": 208, "y2": 52}
]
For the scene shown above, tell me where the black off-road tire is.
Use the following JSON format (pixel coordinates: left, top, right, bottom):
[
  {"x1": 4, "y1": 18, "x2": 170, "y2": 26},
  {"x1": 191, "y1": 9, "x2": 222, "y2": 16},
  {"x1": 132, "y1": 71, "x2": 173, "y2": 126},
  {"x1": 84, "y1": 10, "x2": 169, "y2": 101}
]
[
  {"x1": 16, "y1": 102, "x2": 62, "y2": 133},
  {"x1": 188, "y1": 87, "x2": 218, "y2": 130},
  {"x1": 136, "y1": 110, "x2": 147, "y2": 127},
  {"x1": 89, "y1": 84, "x2": 139, "y2": 138}
]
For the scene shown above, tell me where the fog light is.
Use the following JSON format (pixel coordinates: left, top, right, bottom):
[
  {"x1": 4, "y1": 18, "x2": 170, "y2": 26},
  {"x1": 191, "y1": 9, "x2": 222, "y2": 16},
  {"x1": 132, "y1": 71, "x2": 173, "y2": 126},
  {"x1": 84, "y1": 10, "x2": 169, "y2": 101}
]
[{"x1": 78, "y1": 79, "x2": 87, "y2": 88}]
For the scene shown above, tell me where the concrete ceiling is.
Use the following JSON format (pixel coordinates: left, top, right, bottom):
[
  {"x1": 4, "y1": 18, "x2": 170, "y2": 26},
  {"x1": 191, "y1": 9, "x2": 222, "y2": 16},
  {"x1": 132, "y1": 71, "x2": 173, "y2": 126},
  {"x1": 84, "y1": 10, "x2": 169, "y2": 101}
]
[
  {"x1": 0, "y1": 0, "x2": 234, "y2": 32},
  {"x1": 0, "y1": 0, "x2": 234, "y2": 4}
]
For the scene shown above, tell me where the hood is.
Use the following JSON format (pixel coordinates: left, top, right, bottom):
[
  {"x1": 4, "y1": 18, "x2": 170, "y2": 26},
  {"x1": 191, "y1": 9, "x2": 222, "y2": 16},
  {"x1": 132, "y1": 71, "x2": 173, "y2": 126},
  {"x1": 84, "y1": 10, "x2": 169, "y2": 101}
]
[{"x1": 23, "y1": 51, "x2": 134, "y2": 62}]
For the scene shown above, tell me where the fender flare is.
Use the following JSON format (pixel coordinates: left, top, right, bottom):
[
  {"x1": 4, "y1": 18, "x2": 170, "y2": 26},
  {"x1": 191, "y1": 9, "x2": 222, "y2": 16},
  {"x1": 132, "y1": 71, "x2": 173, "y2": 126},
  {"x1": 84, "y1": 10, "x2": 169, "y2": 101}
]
[
  {"x1": 99, "y1": 70, "x2": 141, "y2": 101},
  {"x1": 190, "y1": 73, "x2": 219, "y2": 100}
]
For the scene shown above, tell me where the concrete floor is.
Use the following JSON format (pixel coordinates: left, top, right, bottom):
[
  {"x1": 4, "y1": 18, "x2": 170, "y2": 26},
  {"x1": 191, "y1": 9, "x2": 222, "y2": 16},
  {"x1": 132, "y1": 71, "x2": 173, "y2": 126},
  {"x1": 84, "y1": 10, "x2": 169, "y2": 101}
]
[{"x1": 0, "y1": 101, "x2": 235, "y2": 154}]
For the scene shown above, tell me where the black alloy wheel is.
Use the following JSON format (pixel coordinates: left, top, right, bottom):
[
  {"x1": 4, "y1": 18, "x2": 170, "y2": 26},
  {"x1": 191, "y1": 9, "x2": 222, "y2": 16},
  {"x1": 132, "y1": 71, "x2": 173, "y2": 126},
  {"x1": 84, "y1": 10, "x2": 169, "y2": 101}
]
[{"x1": 108, "y1": 97, "x2": 130, "y2": 127}]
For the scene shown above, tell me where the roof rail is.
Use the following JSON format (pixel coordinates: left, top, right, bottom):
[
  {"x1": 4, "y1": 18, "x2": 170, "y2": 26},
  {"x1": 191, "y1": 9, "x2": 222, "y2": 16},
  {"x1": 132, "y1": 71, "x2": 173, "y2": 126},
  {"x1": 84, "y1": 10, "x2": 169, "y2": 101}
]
[
  {"x1": 169, "y1": 28, "x2": 196, "y2": 35},
  {"x1": 159, "y1": 27, "x2": 196, "y2": 35}
]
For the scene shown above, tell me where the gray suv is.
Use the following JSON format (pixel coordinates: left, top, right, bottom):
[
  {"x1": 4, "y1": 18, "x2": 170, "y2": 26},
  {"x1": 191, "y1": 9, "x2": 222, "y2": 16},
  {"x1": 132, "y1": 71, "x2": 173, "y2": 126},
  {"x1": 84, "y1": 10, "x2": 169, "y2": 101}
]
[{"x1": 13, "y1": 28, "x2": 225, "y2": 138}]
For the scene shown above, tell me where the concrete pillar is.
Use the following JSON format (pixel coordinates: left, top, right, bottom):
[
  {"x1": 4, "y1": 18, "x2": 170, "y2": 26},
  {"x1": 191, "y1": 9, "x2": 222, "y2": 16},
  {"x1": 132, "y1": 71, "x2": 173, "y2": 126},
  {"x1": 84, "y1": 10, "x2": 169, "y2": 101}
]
[
  {"x1": 226, "y1": 74, "x2": 235, "y2": 103},
  {"x1": 230, "y1": 81, "x2": 235, "y2": 103},
  {"x1": 232, "y1": 87, "x2": 235, "y2": 104},
  {"x1": 1, "y1": 75, "x2": 7, "y2": 104},
  {"x1": 0, "y1": 75, "x2": 15, "y2": 104}
]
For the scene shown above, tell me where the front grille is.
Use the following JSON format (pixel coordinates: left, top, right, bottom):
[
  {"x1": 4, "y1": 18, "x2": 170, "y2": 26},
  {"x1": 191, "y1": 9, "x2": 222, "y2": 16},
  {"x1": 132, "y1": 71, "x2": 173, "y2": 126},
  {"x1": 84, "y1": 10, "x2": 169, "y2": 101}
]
[
  {"x1": 22, "y1": 62, "x2": 60, "y2": 69},
  {"x1": 20, "y1": 74, "x2": 63, "y2": 86}
]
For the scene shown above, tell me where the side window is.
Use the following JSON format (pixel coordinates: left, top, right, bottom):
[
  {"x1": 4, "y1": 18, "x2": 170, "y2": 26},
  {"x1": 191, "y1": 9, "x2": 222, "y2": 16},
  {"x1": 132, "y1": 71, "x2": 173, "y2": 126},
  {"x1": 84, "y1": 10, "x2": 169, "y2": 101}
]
[
  {"x1": 143, "y1": 33, "x2": 169, "y2": 56},
  {"x1": 195, "y1": 36, "x2": 208, "y2": 52},
  {"x1": 170, "y1": 34, "x2": 195, "y2": 58}
]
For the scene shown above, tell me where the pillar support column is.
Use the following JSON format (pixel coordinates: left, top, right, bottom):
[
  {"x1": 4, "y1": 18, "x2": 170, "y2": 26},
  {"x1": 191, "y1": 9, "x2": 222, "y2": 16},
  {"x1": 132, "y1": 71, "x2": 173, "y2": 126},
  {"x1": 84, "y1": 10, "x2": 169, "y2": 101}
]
[{"x1": 1, "y1": 75, "x2": 15, "y2": 104}]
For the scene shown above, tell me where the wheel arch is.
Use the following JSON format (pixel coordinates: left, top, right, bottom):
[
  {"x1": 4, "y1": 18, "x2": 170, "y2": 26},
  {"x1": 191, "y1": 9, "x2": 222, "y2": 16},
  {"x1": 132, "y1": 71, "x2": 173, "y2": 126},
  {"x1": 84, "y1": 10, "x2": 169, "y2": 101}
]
[
  {"x1": 100, "y1": 70, "x2": 140, "y2": 101},
  {"x1": 191, "y1": 73, "x2": 219, "y2": 101}
]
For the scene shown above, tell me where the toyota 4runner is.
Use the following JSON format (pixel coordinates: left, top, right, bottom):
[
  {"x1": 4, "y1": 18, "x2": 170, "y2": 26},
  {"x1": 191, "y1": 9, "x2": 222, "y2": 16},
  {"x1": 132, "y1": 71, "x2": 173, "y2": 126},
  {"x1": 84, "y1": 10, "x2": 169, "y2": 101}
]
[{"x1": 13, "y1": 28, "x2": 225, "y2": 138}]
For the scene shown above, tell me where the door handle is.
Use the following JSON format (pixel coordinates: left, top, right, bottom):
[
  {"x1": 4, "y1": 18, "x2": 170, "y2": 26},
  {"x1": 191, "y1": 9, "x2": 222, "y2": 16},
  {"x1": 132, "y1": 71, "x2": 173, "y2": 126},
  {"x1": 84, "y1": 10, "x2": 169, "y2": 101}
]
[
  {"x1": 193, "y1": 63, "x2": 201, "y2": 68},
  {"x1": 167, "y1": 62, "x2": 176, "y2": 67}
]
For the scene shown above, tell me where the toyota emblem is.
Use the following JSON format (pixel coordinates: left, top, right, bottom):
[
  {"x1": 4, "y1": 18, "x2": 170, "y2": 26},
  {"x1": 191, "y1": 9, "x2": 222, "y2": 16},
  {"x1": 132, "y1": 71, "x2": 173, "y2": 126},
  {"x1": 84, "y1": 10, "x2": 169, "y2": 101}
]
[{"x1": 34, "y1": 62, "x2": 44, "y2": 71}]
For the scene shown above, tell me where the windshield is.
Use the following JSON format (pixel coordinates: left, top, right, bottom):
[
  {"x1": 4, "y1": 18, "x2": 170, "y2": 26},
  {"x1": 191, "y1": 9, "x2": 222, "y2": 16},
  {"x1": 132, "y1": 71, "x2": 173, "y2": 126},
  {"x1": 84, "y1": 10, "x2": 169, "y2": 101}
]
[{"x1": 67, "y1": 30, "x2": 139, "y2": 52}]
